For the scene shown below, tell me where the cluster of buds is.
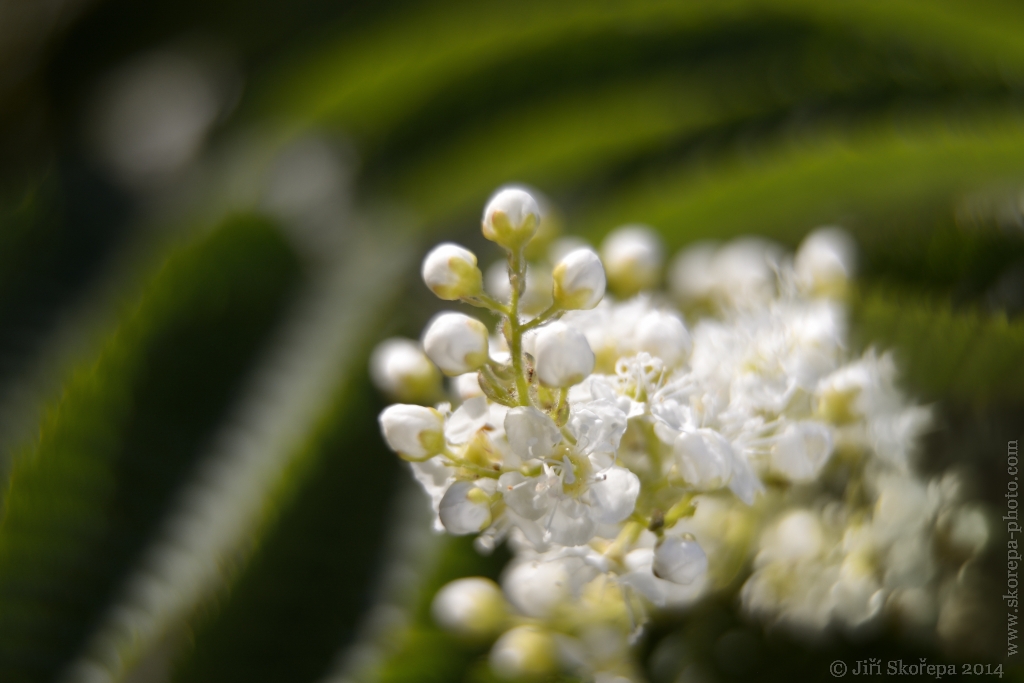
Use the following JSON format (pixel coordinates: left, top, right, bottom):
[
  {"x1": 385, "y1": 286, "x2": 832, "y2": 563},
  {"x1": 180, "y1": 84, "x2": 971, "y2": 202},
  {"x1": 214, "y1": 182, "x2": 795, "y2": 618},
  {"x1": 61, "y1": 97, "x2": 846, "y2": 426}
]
[{"x1": 371, "y1": 187, "x2": 989, "y2": 681}]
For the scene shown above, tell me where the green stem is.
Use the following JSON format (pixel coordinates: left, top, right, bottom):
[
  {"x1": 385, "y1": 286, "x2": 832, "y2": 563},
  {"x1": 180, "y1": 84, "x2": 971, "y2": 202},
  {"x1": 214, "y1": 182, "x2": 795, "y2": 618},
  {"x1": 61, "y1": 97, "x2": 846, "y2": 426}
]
[
  {"x1": 441, "y1": 448, "x2": 502, "y2": 478},
  {"x1": 507, "y1": 249, "x2": 533, "y2": 407},
  {"x1": 465, "y1": 292, "x2": 510, "y2": 316},
  {"x1": 521, "y1": 303, "x2": 563, "y2": 331}
]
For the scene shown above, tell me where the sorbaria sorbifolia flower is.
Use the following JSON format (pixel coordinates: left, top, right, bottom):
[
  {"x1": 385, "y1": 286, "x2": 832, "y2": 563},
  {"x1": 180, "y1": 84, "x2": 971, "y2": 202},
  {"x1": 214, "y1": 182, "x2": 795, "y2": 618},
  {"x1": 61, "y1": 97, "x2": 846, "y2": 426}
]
[{"x1": 372, "y1": 186, "x2": 988, "y2": 682}]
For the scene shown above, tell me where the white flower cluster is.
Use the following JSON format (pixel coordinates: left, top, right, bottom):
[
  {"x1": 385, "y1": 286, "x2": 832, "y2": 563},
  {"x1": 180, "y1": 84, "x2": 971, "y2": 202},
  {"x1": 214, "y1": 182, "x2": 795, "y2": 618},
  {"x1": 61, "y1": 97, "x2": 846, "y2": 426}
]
[{"x1": 371, "y1": 187, "x2": 988, "y2": 681}]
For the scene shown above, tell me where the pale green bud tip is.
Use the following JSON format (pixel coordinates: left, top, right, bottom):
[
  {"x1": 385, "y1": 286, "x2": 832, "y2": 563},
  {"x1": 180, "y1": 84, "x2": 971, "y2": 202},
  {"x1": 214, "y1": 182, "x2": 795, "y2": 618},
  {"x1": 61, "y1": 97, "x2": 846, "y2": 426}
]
[
  {"x1": 432, "y1": 577, "x2": 508, "y2": 638},
  {"x1": 422, "y1": 243, "x2": 483, "y2": 300},
  {"x1": 482, "y1": 187, "x2": 540, "y2": 249},
  {"x1": 378, "y1": 404, "x2": 445, "y2": 461},
  {"x1": 489, "y1": 626, "x2": 557, "y2": 680},
  {"x1": 552, "y1": 248, "x2": 605, "y2": 310},
  {"x1": 600, "y1": 225, "x2": 664, "y2": 296},
  {"x1": 369, "y1": 337, "x2": 441, "y2": 402},
  {"x1": 423, "y1": 312, "x2": 490, "y2": 376},
  {"x1": 534, "y1": 321, "x2": 595, "y2": 387}
]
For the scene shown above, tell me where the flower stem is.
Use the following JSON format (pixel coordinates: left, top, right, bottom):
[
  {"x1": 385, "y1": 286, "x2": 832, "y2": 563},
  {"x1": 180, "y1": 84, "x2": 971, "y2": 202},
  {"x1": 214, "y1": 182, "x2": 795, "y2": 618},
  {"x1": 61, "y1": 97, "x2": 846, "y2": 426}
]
[
  {"x1": 465, "y1": 292, "x2": 510, "y2": 316},
  {"x1": 507, "y1": 249, "x2": 533, "y2": 407},
  {"x1": 521, "y1": 303, "x2": 563, "y2": 331}
]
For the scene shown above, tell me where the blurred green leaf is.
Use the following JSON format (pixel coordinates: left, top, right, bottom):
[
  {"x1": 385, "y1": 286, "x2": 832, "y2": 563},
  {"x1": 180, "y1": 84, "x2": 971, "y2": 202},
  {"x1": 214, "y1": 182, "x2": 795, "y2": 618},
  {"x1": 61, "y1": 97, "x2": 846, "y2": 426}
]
[
  {"x1": 578, "y1": 114, "x2": 1024, "y2": 246},
  {"x1": 0, "y1": 215, "x2": 301, "y2": 683},
  {"x1": 265, "y1": 0, "x2": 1024, "y2": 141},
  {"x1": 851, "y1": 285, "x2": 1024, "y2": 404}
]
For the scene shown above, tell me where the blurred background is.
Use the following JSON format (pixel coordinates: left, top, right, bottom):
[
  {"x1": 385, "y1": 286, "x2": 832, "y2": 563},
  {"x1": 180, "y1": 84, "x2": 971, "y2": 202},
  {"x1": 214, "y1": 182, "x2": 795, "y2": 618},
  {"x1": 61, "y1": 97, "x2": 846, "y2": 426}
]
[{"x1": 0, "y1": 1, "x2": 1023, "y2": 681}]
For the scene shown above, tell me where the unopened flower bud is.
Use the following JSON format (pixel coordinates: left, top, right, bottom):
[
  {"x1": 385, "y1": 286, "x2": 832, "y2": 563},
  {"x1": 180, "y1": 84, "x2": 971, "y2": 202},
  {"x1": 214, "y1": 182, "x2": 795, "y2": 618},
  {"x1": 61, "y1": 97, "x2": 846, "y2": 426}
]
[
  {"x1": 795, "y1": 226, "x2": 857, "y2": 297},
  {"x1": 489, "y1": 626, "x2": 557, "y2": 680},
  {"x1": 534, "y1": 321, "x2": 595, "y2": 387},
  {"x1": 552, "y1": 248, "x2": 605, "y2": 310},
  {"x1": 653, "y1": 535, "x2": 708, "y2": 585},
  {"x1": 439, "y1": 480, "x2": 493, "y2": 534},
  {"x1": 712, "y1": 237, "x2": 783, "y2": 305},
  {"x1": 378, "y1": 404, "x2": 445, "y2": 461},
  {"x1": 369, "y1": 337, "x2": 441, "y2": 402},
  {"x1": 432, "y1": 577, "x2": 508, "y2": 638},
  {"x1": 482, "y1": 188, "x2": 540, "y2": 249},
  {"x1": 669, "y1": 240, "x2": 719, "y2": 303},
  {"x1": 635, "y1": 310, "x2": 692, "y2": 366},
  {"x1": 422, "y1": 243, "x2": 483, "y2": 300},
  {"x1": 600, "y1": 225, "x2": 663, "y2": 296},
  {"x1": 423, "y1": 313, "x2": 490, "y2": 376}
]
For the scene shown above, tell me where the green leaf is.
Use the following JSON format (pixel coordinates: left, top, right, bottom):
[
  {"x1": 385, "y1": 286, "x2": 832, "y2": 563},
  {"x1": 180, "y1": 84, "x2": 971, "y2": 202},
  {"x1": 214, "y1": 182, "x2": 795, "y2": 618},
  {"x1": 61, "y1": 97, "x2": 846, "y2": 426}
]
[
  {"x1": 0, "y1": 215, "x2": 302, "y2": 683},
  {"x1": 851, "y1": 285, "x2": 1024, "y2": 403}
]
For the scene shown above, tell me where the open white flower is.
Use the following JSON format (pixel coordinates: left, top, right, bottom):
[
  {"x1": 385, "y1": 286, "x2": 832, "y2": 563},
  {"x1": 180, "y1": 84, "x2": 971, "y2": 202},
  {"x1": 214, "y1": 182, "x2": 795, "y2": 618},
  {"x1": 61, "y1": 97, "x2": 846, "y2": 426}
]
[
  {"x1": 671, "y1": 429, "x2": 760, "y2": 504},
  {"x1": 505, "y1": 407, "x2": 562, "y2": 460},
  {"x1": 499, "y1": 457, "x2": 639, "y2": 548}
]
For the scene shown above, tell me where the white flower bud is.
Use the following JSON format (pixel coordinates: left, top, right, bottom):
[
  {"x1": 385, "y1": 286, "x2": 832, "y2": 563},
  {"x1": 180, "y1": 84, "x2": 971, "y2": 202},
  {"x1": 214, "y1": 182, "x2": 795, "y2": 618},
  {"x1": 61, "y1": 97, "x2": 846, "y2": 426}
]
[
  {"x1": 482, "y1": 187, "x2": 540, "y2": 249},
  {"x1": 669, "y1": 240, "x2": 719, "y2": 302},
  {"x1": 533, "y1": 321, "x2": 595, "y2": 387},
  {"x1": 795, "y1": 226, "x2": 857, "y2": 297},
  {"x1": 770, "y1": 421, "x2": 834, "y2": 482},
  {"x1": 489, "y1": 626, "x2": 557, "y2": 680},
  {"x1": 768, "y1": 510, "x2": 824, "y2": 561},
  {"x1": 501, "y1": 558, "x2": 575, "y2": 618},
  {"x1": 378, "y1": 404, "x2": 445, "y2": 461},
  {"x1": 552, "y1": 248, "x2": 605, "y2": 310},
  {"x1": 504, "y1": 406, "x2": 561, "y2": 460},
  {"x1": 712, "y1": 237, "x2": 783, "y2": 305},
  {"x1": 432, "y1": 577, "x2": 507, "y2": 638},
  {"x1": 653, "y1": 535, "x2": 708, "y2": 585},
  {"x1": 600, "y1": 225, "x2": 663, "y2": 295},
  {"x1": 589, "y1": 466, "x2": 641, "y2": 524},
  {"x1": 369, "y1": 337, "x2": 441, "y2": 402},
  {"x1": 635, "y1": 310, "x2": 692, "y2": 366},
  {"x1": 422, "y1": 243, "x2": 483, "y2": 300},
  {"x1": 439, "y1": 480, "x2": 492, "y2": 534},
  {"x1": 422, "y1": 313, "x2": 490, "y2": 376}
]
